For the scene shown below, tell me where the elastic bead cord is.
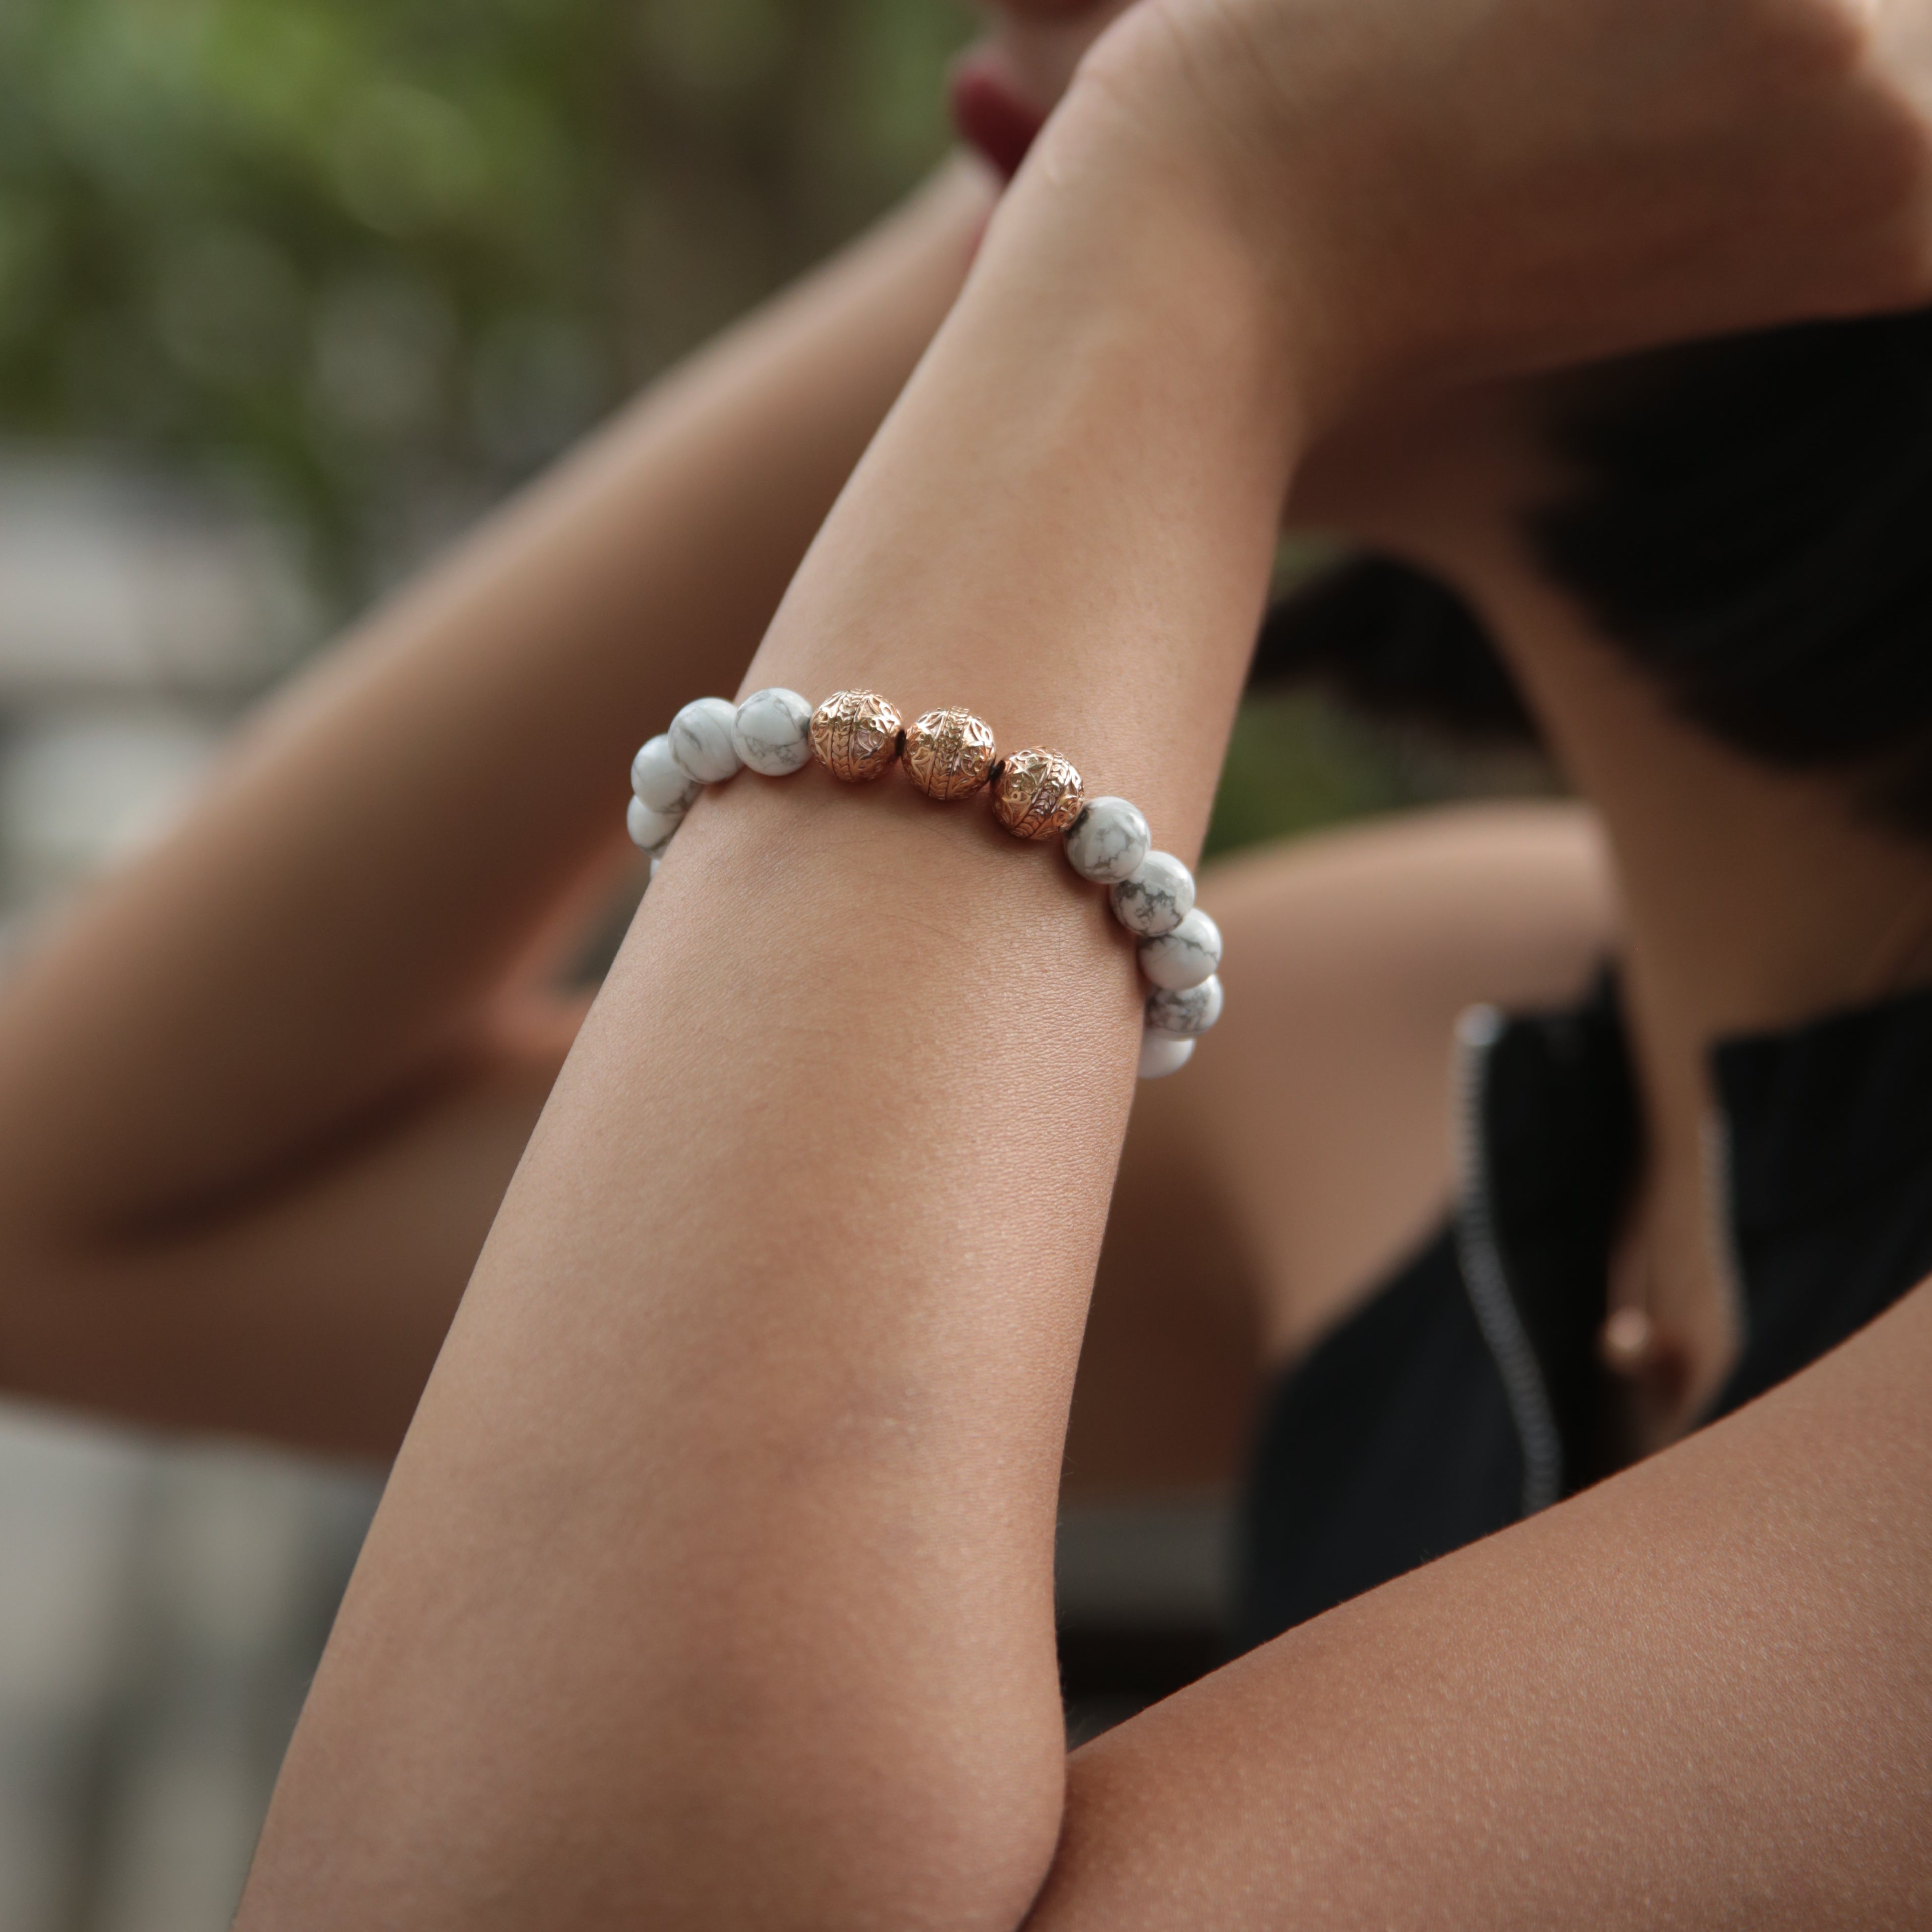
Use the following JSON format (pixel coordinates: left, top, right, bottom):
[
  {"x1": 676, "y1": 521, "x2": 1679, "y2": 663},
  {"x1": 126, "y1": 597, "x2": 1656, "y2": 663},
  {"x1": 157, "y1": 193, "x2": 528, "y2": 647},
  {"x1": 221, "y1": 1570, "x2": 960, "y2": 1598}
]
[{"x1": 630, "y1": 689, "x2": 1223, "y2": 1078}]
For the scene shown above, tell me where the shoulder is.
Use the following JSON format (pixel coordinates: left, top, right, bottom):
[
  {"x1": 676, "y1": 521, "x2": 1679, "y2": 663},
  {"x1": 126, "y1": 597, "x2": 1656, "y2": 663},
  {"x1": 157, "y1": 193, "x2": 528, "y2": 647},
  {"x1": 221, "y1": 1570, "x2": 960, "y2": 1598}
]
[{"x1": 1130, "y1": 800, "x2": 1617, "y2": 1359}]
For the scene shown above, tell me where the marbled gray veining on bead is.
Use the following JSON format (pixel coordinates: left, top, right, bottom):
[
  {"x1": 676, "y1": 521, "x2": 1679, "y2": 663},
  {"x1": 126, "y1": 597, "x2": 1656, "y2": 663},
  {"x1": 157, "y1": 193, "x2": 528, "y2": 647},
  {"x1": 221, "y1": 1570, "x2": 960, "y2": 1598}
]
[
  {"x1": 1145, "y1": 973, "x2": 1223, "y2": 1037},
  {"x1": 1139, "y1": 908, "x2": 1222, "y2": 992},
  {"x1": 732, "y1": 687, "x2": 815, "y2": 777},
  {"x1": 669, "y1": 696, "x2": 742, "y2": 784},
  {"x1": 1110, "y1": 850, "x2": 1195, "y2": 937},
  {"x1": 1065, "y1": 795, "x2": 1151, "y2": 884},
  {"x1": 632, "y1": 734, "x2": 701, "y2": 815},
  {"x1": 628, "y1": 795, "x2": 680, "y2": 854}
]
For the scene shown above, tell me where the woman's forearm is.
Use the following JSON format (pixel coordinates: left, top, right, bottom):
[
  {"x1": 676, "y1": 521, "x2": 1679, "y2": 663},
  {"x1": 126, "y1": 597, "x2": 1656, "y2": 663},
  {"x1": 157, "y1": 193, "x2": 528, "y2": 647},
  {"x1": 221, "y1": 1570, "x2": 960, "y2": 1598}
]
[
  {"x1": 230, "y1": 0, "x2": 1932, "y2": 1912},
  {"x1": 0, "y1": 161, "x2": 988, "y2": 1247},
  {"x1": 0, "y1": 163, "x2": 989, "y2": 1441},
  {"x1": 238, "y1": 113, "x2": 1300, "y2": 1928},
  {"x1": 112, "y1": 0, "x2": 1932, "y2": 1910}
]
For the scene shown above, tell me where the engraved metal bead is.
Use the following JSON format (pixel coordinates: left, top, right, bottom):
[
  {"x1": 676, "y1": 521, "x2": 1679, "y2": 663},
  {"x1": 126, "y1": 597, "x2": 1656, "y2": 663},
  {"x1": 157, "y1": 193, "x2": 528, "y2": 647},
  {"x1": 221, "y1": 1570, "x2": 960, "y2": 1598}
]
[
  {"x1": 810, "y1": 690, "x2": 903, "y2": 783},
  {"x1": 991, "y1": 747, "x2": 1084, "y2": 840},
  {"x1": 901, "y1": 707, "x2": 997, "y2": 800}
]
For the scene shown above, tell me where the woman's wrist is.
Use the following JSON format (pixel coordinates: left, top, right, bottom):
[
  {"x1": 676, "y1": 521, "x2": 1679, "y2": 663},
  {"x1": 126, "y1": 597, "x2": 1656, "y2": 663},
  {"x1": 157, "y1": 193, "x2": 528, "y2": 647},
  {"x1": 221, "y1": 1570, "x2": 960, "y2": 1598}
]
[
  {"x1": 1035, "y1": 10, "x2": 1372, "y2": 441},
  {"x1": 629, "y1": 690, "x2": 1226, "y2": 1079},
  {"x1": 1002, "y1": 68, "x2": 1326, "y2": 466},
  {"x1": 736, "y1": 128, "x2": 1303, "y2": 861}
]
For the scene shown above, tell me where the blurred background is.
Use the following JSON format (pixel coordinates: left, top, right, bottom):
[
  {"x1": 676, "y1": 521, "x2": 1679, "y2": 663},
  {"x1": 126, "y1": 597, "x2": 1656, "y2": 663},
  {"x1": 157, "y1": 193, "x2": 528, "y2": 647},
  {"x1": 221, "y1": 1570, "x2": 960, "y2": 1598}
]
[{"x1": 0, "y1": 1, "x2": 1545, "y2": 1922}]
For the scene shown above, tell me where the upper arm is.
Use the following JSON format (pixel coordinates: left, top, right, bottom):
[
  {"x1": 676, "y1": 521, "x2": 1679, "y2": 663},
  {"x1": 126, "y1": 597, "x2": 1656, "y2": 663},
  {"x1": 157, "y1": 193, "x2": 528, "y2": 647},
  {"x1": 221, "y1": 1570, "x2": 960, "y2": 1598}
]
[
  {"x1": 1065, "y1": 800, "x2": 1615, "y2": 1495},
  {"x1": 0, "y1": 997, "x2": 583, "y2": 1455},
  {"x1": 1034, "y1": 1272, "x2": 1932, "y2": 1929}
]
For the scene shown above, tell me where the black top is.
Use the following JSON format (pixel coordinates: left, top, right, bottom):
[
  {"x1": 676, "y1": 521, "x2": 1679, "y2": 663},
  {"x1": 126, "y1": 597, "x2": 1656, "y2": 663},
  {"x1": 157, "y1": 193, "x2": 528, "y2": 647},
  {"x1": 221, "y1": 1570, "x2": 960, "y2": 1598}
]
[{"x1": 1235, "y1": 976, "x2": 1932, "y2": 1652}]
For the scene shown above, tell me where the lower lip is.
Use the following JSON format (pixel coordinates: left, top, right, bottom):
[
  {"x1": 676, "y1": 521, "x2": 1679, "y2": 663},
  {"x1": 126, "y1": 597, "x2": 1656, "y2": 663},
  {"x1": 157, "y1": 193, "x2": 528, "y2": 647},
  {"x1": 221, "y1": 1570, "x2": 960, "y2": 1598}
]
[{"x1": 948, "y1": 51, "x2": 1047, "y2": 182}]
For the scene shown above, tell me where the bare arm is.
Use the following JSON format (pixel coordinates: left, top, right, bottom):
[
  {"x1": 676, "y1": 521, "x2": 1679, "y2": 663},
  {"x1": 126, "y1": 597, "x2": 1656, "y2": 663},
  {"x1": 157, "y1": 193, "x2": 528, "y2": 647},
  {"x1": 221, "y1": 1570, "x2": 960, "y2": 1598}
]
[
  {"x1": 243, "y1": 88, "x2": 1294, "y2": 1929},
  {"x1": 0, "y1": 161, "x2": 991, "y2": 1455},
  {"x1": 1033, "y1": 1274, "x2": 1932, "y2": 1929},
  {"x1": 237, "y1": 0, "x2": 1932, "y2": 1920}
]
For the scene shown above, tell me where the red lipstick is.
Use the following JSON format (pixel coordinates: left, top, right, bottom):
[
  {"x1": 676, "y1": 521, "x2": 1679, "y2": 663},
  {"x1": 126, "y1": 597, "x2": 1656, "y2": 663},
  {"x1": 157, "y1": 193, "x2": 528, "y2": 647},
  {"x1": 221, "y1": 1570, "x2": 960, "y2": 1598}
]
[{"x1": 948, "y1": 48, "x2": 1047, "y2": 182}]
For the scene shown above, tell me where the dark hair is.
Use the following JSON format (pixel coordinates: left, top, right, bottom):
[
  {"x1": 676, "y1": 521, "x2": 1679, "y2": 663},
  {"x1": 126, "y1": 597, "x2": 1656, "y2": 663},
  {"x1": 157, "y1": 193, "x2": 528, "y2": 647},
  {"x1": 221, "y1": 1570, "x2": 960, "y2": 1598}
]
[
  {"x1": 1252, "y1": 556, "x2": 1533, "y2": 738},
  {"x1": 1256, "y1": 309, "x2": 1932, "y2": 834}
]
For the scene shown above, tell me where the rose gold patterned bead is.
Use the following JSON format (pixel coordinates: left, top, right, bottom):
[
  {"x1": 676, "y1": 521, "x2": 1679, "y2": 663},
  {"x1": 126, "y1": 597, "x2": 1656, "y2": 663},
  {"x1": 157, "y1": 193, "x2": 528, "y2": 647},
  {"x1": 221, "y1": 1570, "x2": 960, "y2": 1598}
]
[
  {"x1": 901, "y1": 707, "x2": 997, "y2": 801},
  {"x1": 810, "y1": 690, "x2": 903, "y2": 783},
  {"x1": 992, "y1": 748, "x2": 1084, "y2": 840}
]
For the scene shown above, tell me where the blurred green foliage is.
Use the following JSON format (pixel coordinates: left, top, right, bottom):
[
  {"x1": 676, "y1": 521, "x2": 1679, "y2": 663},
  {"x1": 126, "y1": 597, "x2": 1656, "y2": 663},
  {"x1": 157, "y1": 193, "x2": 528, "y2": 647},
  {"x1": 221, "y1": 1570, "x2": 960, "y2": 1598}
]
[
  {"x1": 0, "y1": 0, "x2": 1516, "y2": 848},
  {"x1": 1208, "y1": 692, "x2": 1415, "y2": 858},
  {"x1": 1204, "y1": 689, "x2": 1553, "y2": 858},
  {"x1": 0, "y1": 0, "x2": 971, "y2": 591}
]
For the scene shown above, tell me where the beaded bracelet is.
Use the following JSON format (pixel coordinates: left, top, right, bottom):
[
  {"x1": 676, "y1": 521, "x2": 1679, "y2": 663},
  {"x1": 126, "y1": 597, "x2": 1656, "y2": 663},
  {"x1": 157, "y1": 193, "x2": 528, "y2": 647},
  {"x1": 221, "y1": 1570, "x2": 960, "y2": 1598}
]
[{"x1": 629, "y1": 689, "x2": 1224, "y2": 1080}]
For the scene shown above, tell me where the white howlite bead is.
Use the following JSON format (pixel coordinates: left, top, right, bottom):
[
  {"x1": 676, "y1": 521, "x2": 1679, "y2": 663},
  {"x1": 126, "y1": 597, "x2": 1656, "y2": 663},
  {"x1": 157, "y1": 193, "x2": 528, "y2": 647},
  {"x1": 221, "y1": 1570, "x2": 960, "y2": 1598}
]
[
  {"x1": 1139, "y1": 908, "x2": 1223, "y2": 992},
  {"x1": 731, "y1": 687, "x2": 815, "y2": 777},
  {"x1": 669, "y1": 697, "x2": 742, "y2": 784},
  {"x1": 627, "y1": 796, "x2": 681, "y2": 852},
  {"x1": 1138, "y1": 1032, "x2": 1197, "y2": 1080},
  {"x1": 1110, "y1": 851, "x2": 1195, "y2": 938},
  {"x1": 1064, "y1": 796, "x2": 1151, "y2": 884},
  {"x1": 632, "y1": 734, "x2": 700, "y2": 815},
  {"x1": 1146, "y1": 973, "x2": 1223, "y2": 1038}
]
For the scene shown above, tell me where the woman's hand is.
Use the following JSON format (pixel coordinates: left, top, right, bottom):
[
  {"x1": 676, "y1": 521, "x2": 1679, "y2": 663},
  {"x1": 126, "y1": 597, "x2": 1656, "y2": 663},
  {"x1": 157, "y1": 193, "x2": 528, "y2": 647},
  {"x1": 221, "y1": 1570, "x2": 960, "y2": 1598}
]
[{"x1": 1035, "y1": 0, "x2": 1932, "y2": 416}]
